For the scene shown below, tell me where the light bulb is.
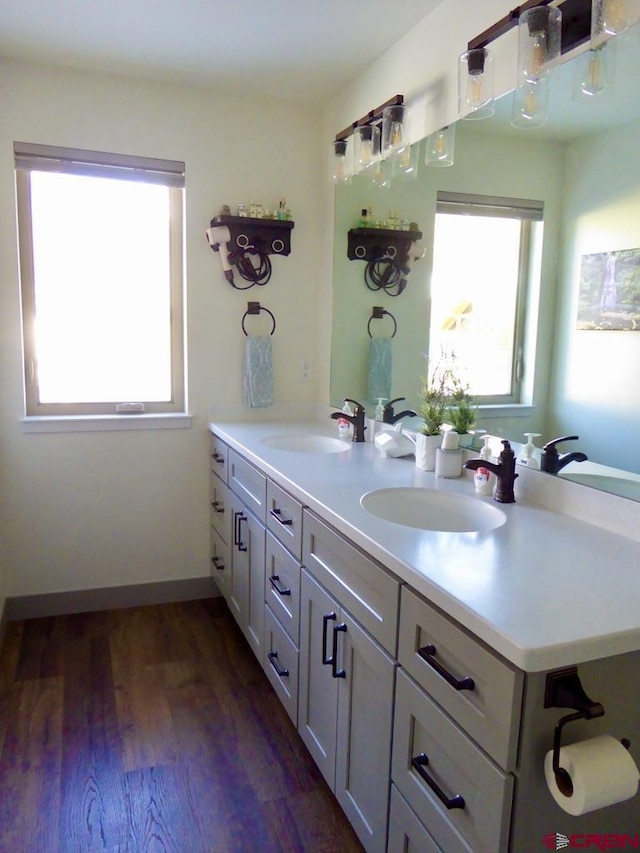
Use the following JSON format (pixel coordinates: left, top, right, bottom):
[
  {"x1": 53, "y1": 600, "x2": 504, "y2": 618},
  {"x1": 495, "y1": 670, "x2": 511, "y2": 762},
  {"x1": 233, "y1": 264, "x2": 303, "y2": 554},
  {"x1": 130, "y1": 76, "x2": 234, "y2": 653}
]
[
  {"x1": 530, "y1": 33, "x2": 546, "y2": 79},
  {"x1": 603, "y1": 0, "x2": 628, "y2": 33},
  {"x1": 382, "y1": 104, "x2": 407, "y2": 155},
  {"x1": 458, "y1": 48, "x2": 494, "y2": 120}
]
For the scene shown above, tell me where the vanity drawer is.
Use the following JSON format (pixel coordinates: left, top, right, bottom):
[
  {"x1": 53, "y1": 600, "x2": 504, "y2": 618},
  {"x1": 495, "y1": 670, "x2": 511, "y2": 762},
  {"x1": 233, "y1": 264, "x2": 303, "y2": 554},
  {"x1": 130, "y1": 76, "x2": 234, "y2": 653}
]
[
  {"x1": 399, "y1": 586, "x2": 523, "y2": 769},
  {"x1": 302, "y1": 510, "x2": 400, "y2": 655},
  {"x1": 264, "y1": 604, "x2": 299, "y2": 726},
  {"x1": 392, "y1": 669, "x2": 513, "y2": 853},
  {"x1": 210, "y1": 525, "x2": 231, "y2": 600},
  {"x1": 209, "y1": 474, "x2": 232, "y2": 543},
  {"x1": 228, "y1": 449, "x2": 267, "y2": 522},
  {"x1": 209, "y1": 433, "x2": 229, "y2": 483},
  {"x1": 266, "y1": 480, "x2": 303, "y2": 559},
  {"x1": 388, "y1": 785, "x2": 442, "y2": 853},
  {"x1": 265, "y1": 531, "x2": 300, "y2": 645}
]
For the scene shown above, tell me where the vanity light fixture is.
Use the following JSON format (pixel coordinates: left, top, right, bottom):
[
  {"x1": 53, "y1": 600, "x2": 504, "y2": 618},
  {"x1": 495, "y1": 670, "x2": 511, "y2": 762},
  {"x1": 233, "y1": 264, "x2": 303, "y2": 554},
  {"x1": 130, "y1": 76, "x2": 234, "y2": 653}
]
[
  {"x1": 331, "y1": 94, "x2": 406, "y2": 186},
  {"x1": 330, "y1": 138, "x2": 353, "y2": 184},
  {"x1": 572, "y1": 39, "x2": 614, "y2": 98},
  {"x1": 391, "y1": 141, "x2": 420, "y2": 181},
  {"x1": 354, "y1": 124, "x2": 381, "y2": 174},
  {"x1": 425, "y1": 124, "x2": 456, "y2": 167},
  {"x1": 592, "y1": 0, "x2": 640, "y2": 38},
  {"x1": 458, "y1": 47, "x2": 495, "y2": 120}
]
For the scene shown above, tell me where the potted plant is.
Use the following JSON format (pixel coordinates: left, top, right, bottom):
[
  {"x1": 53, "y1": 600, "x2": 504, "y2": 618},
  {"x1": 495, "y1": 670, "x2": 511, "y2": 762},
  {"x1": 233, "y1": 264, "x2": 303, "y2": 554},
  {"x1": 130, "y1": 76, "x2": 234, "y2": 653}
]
[
  {"x1": 446, "y1": 374, "x2": 477, "y2": 442},
  {"x1": 415, "y1": 355, "x2": 453, "y2": 470}
]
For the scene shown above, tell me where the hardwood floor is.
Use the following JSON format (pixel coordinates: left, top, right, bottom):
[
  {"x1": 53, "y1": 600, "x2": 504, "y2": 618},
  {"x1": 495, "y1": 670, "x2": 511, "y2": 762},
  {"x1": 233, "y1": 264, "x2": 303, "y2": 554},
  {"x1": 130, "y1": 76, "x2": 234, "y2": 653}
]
[{"x1": 0, "y1": 598, "x2": 365, "y2": 852}]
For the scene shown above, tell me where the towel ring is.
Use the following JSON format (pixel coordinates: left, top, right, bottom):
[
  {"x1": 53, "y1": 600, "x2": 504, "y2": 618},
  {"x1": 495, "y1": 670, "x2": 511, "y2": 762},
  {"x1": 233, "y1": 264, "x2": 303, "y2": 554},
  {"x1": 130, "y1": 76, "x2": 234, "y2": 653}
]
[
  {"x1": 242, "y1": 301, "x2": 276, "y2": 336},
  {"x1": 367, "y1": 307, "x2": 397, "y2": 338}
]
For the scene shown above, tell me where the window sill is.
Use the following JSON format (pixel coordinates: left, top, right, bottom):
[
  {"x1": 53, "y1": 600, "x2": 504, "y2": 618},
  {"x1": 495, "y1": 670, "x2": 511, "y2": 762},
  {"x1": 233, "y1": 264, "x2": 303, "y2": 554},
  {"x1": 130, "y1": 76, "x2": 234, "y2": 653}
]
[
  {"x1": 477, "y1": 403, "x2": 536, "y2": 418},
  {"x1": 21, "y1": 413, "x2": 192, "y2": 433}
]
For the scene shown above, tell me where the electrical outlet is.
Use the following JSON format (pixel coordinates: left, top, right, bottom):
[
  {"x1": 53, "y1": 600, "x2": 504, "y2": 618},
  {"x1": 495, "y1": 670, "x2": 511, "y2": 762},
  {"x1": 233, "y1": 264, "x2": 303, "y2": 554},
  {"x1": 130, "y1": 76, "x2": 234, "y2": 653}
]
[{"x1": 300, "y1": 360, "x2": 311, "y2": 381}]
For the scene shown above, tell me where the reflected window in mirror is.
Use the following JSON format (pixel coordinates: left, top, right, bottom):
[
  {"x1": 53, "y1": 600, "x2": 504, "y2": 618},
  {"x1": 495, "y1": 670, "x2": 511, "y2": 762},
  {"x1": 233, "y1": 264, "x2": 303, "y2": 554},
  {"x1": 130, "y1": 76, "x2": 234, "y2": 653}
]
[{"x1": 429, "y1": 192, "x2": 544, "y2": 405}]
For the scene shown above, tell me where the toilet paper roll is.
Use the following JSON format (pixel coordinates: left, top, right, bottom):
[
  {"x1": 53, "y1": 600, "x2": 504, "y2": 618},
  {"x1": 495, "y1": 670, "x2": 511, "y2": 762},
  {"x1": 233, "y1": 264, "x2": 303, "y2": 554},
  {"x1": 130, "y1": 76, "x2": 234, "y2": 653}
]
[{"x1": 544, "y1": 735, "x2": 639, "y2": 816}]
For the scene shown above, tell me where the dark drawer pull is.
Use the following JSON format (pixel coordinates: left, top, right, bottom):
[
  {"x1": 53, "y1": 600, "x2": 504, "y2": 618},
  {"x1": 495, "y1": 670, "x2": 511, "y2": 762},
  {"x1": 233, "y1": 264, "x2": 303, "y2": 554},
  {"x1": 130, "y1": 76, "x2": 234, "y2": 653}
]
[
  {"x1": 234, "y1": 511, "x2": 248, "y2": 552},
  {"x1": 418, "y1": 644, "x2": 475, "y2": 691},
  {"x1": 269, "y1": 574, "x2": 291, "y2": 596},
  {"x1": 211, "y1": 500, "x2": 224, "y2": 514},
  {"x1": 211, "y1": 556, "x2": 225, "y2": 571},
  {"x1": 332, "y1": 623, "x2": 347, "y2": 679},
  {"x1": 268, "y1": 651, "x2": 289, "y2": 678},
  {"x1": 212, "y1": 452, "x2": 225, "y2": 464},
  {"x1": 270, "y1": 507, "x2": 293, "y2": 526},
  {"x1": 322, "y1": 612, "x2": 337, "y2": 665},
  {"x1": 411, "y1": 753, "x2": 465, "y2": 810}
]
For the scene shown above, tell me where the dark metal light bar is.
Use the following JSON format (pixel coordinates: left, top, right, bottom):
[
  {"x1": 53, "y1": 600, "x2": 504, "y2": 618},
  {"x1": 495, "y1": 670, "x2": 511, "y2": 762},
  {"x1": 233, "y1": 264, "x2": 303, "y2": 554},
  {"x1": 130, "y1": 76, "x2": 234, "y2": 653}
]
[{"x1": 334, "y1": 94, "x2": 404, "y2": 142}]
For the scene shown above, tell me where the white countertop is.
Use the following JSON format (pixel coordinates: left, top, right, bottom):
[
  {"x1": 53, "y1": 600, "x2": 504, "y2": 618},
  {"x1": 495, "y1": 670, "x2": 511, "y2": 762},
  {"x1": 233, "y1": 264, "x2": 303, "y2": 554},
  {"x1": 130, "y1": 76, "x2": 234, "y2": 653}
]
[{"x1": 209, "y1": 411, "x2": 640, "y2": 673}]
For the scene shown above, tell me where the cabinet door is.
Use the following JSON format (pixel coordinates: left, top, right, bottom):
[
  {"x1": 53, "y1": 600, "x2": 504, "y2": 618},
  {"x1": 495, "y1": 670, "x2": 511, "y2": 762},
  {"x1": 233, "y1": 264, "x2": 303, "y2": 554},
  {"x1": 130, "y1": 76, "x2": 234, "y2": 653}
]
[
  {"x1": 210, "y1": 524, "x2": 231, "y2": 601},
  {"x1": 298, "y1": 568, "x2": 339, "y2": 788},
  {"x1": 335, "y1": 610, "x2": 396, "y2": 853},
  {"x1": 230, "y1": 493, "x2": 265, "y2": 662},
  {"x1": 388, "y1": 785, "x2": 442, "y2": 853}
]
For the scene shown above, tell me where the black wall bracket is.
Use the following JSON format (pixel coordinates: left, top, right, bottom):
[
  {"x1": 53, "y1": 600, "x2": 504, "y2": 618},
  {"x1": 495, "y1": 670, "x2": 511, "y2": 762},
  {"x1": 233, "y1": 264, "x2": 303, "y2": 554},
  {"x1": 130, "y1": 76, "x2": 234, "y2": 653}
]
[
  {"x1": 210, "y1": 214, "x2": 294, "y2": 256},
  {"x1": 347, "y1": 227, "x2": 422, "y2": 263}
]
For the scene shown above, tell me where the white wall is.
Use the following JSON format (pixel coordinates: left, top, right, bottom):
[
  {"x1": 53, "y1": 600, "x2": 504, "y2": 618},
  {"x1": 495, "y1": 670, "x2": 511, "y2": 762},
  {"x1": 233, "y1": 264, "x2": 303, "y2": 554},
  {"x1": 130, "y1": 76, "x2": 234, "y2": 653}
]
[{"x1": 0, "y1": 58, "x2": 322, "y2": 600}]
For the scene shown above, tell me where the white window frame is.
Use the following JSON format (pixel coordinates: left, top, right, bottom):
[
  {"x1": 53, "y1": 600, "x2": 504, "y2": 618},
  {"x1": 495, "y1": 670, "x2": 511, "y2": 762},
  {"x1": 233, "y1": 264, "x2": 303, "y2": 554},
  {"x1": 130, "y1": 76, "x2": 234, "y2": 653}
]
[
  {"x1": 15, "y1": 142, "x2": 186, "y2": 421},
  {"x1": 432, "y1": 191, "x2": 544, "y2": 405}
]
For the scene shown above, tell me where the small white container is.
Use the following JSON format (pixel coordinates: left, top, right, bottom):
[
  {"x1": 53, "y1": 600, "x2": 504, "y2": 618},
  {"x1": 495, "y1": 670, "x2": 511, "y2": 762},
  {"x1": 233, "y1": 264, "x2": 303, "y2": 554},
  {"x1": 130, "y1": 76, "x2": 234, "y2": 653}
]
[
  {"x1": 436, "y1": 430, "x2": 462, "y2": 478},
  {"x1": 475, "y1": 435, "x2": 495, "y2": 495}
]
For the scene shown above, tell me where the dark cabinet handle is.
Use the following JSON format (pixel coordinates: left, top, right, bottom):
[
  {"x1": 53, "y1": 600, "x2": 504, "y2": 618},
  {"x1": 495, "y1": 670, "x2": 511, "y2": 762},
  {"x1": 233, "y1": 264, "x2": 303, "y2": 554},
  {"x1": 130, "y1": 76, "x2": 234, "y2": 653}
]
[
  {"x1": 234, "y1": 511, "x2": 247, "y2": 552},
  {"x1": 411, "y1": 753, "x2": 465, "y2": 810},
  {"x1": 322, "y1": 612, "x2": 337, "y2": 665},
  {"x1": 212, "y1": 452, "x2": 225, "y2": 464},
  {"x1": 270, "y1": 507, "x2": 293, "y2": 526},
  {"x1": 210, "y1": 556, "x2": 224, "y2": 571},
  {"x1": 268, "y1": 651, "x2": 289, "y2": 678},
  {"x1": 211, "y1": 500, "x2": 224, "y2": 514},
  {"x1": 418, "y1": 644, "x2": 475, "y2": 691},
  {"x1": 269, "y1": 574, "x2": 291, "y2": 596},
  {"x1": 332, "y1": 623, "x2": 347, "y2": 679}
]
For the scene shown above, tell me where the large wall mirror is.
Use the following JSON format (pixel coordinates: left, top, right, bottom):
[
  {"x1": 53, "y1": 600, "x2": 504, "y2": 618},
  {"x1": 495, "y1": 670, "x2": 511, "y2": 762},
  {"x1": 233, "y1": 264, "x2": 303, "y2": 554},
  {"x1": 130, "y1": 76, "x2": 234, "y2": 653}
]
[{"x1": 330, "y1": 34, "x2": 640, "y2": 499}]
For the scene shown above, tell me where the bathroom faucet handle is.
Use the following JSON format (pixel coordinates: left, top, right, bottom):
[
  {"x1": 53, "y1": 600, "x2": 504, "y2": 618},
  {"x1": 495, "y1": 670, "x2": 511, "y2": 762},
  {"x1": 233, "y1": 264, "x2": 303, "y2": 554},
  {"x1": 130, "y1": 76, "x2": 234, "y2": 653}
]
[
  {"x1": 344, "y1": 397, "x2": 365, "y2": 413},
  {"x1": 542, "y1": 435, "x2": 580, "y2": 452}
]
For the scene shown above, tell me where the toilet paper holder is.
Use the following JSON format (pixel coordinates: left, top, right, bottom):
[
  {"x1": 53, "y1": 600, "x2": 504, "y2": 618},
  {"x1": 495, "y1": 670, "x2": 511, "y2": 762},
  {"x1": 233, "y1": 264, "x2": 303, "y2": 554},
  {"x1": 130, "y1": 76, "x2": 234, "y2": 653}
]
[{"x1": 544, "y1": 666, "x2": 631, "y2": 797}]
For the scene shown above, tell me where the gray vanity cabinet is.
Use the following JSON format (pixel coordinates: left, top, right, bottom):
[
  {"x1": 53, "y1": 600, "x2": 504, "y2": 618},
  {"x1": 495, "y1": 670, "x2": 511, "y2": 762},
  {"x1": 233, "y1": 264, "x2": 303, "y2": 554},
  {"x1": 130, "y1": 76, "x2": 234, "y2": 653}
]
[{"x1": 299, "y1": 567, "x2": 396, "y2": 853}]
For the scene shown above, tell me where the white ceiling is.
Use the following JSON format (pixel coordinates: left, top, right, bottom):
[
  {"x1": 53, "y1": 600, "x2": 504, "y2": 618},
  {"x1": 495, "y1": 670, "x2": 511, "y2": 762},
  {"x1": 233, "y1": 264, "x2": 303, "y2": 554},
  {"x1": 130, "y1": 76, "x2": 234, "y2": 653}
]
[{"x1": 0, "y1": 0, "x2": 445, "y2": 105}]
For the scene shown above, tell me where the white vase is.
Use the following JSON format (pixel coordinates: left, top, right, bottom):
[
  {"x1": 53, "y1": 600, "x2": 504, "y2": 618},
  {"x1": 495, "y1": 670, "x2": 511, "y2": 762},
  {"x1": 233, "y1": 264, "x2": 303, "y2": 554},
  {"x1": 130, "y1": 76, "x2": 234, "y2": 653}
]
[{"x1": 415, "y1": 433, "x2": 441, "y2": 471}]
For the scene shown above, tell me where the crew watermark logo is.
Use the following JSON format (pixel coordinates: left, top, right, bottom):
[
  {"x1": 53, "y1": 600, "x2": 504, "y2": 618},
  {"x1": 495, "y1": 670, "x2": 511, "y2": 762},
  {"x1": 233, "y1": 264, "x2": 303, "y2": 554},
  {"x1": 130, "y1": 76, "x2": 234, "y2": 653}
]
[
  {"x1": 543, "y1": 833, "x2": 570, "y2": 850},
  {"x1": 542, "y1": 834, "x2": 640, "y2": 850}
]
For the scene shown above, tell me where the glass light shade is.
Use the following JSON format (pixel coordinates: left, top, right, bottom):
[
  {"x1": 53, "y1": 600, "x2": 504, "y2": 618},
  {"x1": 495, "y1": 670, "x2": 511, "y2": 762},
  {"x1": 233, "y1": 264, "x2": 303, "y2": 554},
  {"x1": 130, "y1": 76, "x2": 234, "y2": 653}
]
[
  {"x1": 391, "y1": 143, "x2": 419, "y2": 181},
  {"x1": 369, "y1": 155, "x2": 392, "y2": 190},
  {"x1": 353, "y1": 124, "x2": 380, "y2": 173},
  {"x1": 330, "y1": 138, "x2": 352, "y2": 184},
  {"x1": 592, "y1": 0, "x2": 639, "y2": 38},
  {"x1": 517, "y1": 6, "x2": 562, "y2": 83},
  {"x1": 458, "y1": 48, "x2": 495, "y2": 120},
  {"x1": 572, "y1": 42, "x2": 614, "y2": 100},
  {"x1": 381, "y1": 104, "x2": 407, "y2": 156},
  {"x1": 425, "y1": 124, "x2": 456, "y2": 167},
  {"x1": 511, "y1": 76, "x2": 549, "y2": 128}
]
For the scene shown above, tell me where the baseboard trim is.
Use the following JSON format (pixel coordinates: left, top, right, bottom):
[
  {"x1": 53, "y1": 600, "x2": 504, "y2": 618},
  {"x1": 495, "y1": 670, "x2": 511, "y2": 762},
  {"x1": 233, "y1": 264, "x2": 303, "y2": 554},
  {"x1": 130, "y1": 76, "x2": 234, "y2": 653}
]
[{"x1": 4, "y1": 576, "x2": 220, "y2": 622}]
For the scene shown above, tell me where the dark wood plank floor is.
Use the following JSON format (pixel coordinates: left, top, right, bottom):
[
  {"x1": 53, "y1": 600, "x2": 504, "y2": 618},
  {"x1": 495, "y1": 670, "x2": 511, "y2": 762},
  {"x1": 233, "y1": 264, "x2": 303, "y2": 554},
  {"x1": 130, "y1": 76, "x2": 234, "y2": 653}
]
[{"x1": 0, "y1": 598, "x2": 365, "y2": 852}]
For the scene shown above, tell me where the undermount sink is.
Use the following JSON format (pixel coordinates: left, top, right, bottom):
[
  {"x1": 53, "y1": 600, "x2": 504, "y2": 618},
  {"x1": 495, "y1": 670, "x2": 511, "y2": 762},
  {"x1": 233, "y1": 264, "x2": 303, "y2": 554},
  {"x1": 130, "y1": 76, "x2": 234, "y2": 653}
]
[
  {"x1": 261, "y1": 434, "x2": 351, "y2": 454},
  {"x1": 360, "y1": 487, "x2": 507, "y2": 533},
  {"x1": 560, "y1": 472, "x2": 640, "y2": 500}
]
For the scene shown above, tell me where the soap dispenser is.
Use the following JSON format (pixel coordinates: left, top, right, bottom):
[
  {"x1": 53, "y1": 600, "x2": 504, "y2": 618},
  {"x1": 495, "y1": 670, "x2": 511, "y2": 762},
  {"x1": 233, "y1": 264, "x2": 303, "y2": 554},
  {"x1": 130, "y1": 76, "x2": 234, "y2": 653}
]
[
  {"x1": 518, "y1": 433, "x2": 541, "y2": 469},
  {"x1": 374, "y1": 398, "x2": 386, "y2": 421},
  {"x1": 474, "y1": 435, "x2": 495, "y2": 496},
  {"x1": 336, "y1": 400, "x2": 353, "y2": 439}
]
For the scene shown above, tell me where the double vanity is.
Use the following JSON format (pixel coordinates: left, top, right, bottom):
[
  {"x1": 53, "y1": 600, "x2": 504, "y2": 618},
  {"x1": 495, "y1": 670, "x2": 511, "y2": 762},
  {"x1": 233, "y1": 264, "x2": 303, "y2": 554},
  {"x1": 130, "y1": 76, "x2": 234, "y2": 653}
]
[{"x1": 208, "y1": 407, "x2": 640, "y2": 853}]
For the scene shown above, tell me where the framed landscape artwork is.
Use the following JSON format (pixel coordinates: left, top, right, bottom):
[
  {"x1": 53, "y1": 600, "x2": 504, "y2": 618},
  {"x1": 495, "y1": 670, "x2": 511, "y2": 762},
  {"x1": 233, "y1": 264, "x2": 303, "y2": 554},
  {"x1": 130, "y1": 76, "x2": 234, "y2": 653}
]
[{"x1": 577, "y1": 248, "x2": 640, "y2": 330}]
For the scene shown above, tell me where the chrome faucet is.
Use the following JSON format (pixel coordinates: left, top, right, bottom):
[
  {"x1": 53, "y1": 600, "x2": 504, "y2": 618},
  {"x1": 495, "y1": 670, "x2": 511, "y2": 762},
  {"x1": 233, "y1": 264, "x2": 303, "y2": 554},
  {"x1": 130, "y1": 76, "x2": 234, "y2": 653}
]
[
  {"x1": 330, "y1": 398, "x2": 367, "y2": 442},
  {"x1": 464, "y1": 439, "x2": 518, "y2": 503},
  {"x1": 382, "y1": 397, "x2": 417, "y2": 424},
  {"x1": 540, "y1": 435, "x2": 588, "y2": 474}
]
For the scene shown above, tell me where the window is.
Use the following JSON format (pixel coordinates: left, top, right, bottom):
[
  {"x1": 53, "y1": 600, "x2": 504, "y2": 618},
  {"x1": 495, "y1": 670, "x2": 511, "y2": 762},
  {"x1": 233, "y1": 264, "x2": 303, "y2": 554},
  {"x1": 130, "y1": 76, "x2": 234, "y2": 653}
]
[
  {"x1": 15, "y1": 143, "x2": 186, "y2": 418},
  {"x1": 428, "y1": 192, "x2": 543, "y2": 404}
]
